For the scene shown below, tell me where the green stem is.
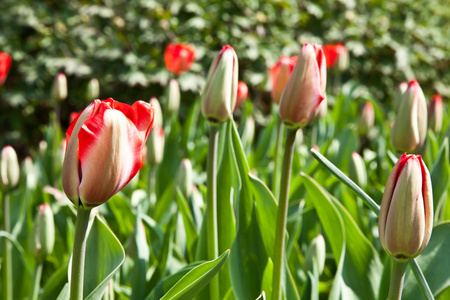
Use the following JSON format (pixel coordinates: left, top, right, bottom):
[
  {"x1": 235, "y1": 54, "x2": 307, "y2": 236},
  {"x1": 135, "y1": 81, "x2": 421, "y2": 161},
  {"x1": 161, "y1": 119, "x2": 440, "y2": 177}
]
[
  {"x1": 409, "y1": 259, "x2": 435, "y2": 300},
  {"x1": 272, "y1": 128, "x2": 297, "y2": 300},
  {"x1": 206, "y1": 124, "x2": 220, "y2": 300},
  {"x1": 2, "y1": 192, "x2": 12, "y2": 300},
  {"x1": 30, "y1": 261, "x2": 44, "y2": 300},
  {"x1": 388, "y1": 260, "x2": 408, "y2": 300},
  {"x1": 272, "y1": 118, "x2": 284, "y2": 197},
  {"x1": 148, "y1": 166, "x2": 157, "y2": 210},
  {"x1": 70, "y1": 208, "x2": 92, "y2": 300}
]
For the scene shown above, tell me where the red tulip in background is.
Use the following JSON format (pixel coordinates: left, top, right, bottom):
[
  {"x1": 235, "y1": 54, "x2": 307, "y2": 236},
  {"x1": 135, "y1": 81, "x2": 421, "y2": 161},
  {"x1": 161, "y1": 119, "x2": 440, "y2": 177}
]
[
  {"x1": 164, "y1": 43, "x2": 196, "y2": 75},
  {"x1": 270, "y1": 56, "x2": 298, "y2": 104},
  {"x1": 62, "y1": 98, "x2": 154, "y2": 208},
  {"x1": 234, "y1": 81, "x2": 248, "y2": 112},
  {"x1": 0, "y1": 51, "x2": 12, "y2": 86},
  {"x1": 322, "y1": 43, "x2": 348, "y2": 70}
]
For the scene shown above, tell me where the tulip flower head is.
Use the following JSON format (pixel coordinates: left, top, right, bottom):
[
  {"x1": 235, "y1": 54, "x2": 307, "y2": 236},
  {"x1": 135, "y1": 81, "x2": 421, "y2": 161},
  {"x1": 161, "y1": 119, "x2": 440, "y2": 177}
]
[
  {"x1": 149, "y1": 97, "x2": 163, "y2": 128},
  {"x1": 279, "y1": 43, "x2": 327, "y2": 129},
  {"x1": 86, "y1": 78, "x2": 100, "y2": 101},
  {"x1": 0, "y1": 145, "x2": 20, "y2": 191},
  {"x1": 378, "y1": 153, "x2": 433, "y2": 261},
  {"x1": 391, "y1": 79, "x2": 427, "y2": 152},
  {"x1": 322, "y1": 43, "x2": 349, "y2": 70},
  {"x1": 0, "y1": 51, "x2": 12, "y2": 86},
  {"x1": 62, "y1": 98, "x2": 154, "y2": 208},
  {"x1": 164, "y1": 43, "x2": 196, "y2": 75},
  {"x1": 428, "y1": 94, "x2": 443, "y2": 133},
  {"x1": 270, "y1": 56, "x2": 297, "y2": 104},
  {"x1": 52, "y1": 73, "x2": 68, "y2": 102},
  {"x1": 201, "y1": 45, "x2": 239, "y2": 124},
  {"x1": 146, "y1": 126, "x2": 165, "y2": 165},
  {"x1": 358, "y1": 102, "x2": 375, "y2": 135},
  {"x1": 234, "y1": 81, "x2": 249, "y2": 112},
  {"x1": 29, "y1": 203, "x2": 55, "y2": 260}
]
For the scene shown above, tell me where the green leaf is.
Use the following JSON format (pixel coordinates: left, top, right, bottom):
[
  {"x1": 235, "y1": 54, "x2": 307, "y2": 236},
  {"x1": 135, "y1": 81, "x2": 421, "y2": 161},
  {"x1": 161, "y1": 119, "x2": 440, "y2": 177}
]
[
  {"x1": 131, "y1": 209, "x2": 150, "y2": 300},
  {"x1": 175, "y1": 187, "x2": 199, "y2": 262},
  {"x1": 430, "y1": 138, "x2": 450, "y2": 220},
  {"x1": 84, "y1": 215, "x2": 125, "y2": 300},
  {"x1": 41, "y1": 264, "x2": 69, "y2": 300},
  {"x1": 56, "y1": 283, "x2": 70, "y2": 300},
  {"x1": 159, "y1": 250, "x2": 230, "y2": 300}
]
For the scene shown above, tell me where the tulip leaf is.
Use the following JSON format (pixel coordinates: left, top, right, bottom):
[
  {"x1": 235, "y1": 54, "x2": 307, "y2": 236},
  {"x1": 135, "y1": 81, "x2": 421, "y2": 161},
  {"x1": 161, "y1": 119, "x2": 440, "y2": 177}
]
[
  {"x1": 41, "y1": 264, "x2": 69, "y2": 300},
  {"x1": 84, "y1": 215, "x2": 125, "y2": 300},
  {"x1": 430, "y1": 138, "x2": 450, "y2": 221},
  {"x1": 175, "y1": 187, "x2": 199, "y2": 262},
  {"x1": 131, "y1": 208, "x2": 150, "y2": 300},
  {"x1": 159, "y1": 250, "x2": 230, "y2": 300},
  {"x1": 56, "y1": 283, "x2": 70, "y2": 300},
  {"x1": 403, "y1": 222, "x2": 450, "y2": 299}
]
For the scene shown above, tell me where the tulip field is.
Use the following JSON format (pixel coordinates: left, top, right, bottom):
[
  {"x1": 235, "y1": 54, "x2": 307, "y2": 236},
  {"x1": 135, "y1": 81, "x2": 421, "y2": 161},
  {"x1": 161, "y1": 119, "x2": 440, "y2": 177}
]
[{"x1": 2, "y1": 1, "x2": 450, "y2": 300}]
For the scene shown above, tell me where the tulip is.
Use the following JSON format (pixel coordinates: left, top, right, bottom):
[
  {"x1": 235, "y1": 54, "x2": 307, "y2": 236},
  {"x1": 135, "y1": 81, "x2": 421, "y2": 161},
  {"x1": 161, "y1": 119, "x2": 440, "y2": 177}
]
[
  {"x1": 279, "y1": 43, "x2": 327, "y2": 129},
  {"x1": 167, "y1": 79, "x2": 180, "y2": 114},
  {"x1": 391, "y1": 79, "x2": 427, "y2": 152},
  {"x1": 86, "y1": 78, "x2": 100, "y2": 101},
  {"x1": 0, "y1": 145, "x2": 20, "y2": 191},
  {"x1": 270, "y1": 56, "x2": 298, "y2": 104},
  {"x1": 358, "y1": 102, "x2": 375, "y2": 135},
  {"x1": 378, "y1": 153, "x2": 433, "y2": 261},
  {"x1": 164, "y1": 43, "x2": 196, "y2": 75},
  {"x1": 62, "y1": 98, "x2": 154, "y2": 208},
  {"x1": 428, "y1": 94, "x2": 443, "y2": 133},
  {"x1": 146, "y1": 126, "x2": 165, "y2": 165},
  {"x1": 51, "y1": 73, "x2": 68, "y2": 102},
  {"x1": 393, "y1": 82, "x2": 408, "y2": 113},
  {"x1": 348, "y1": 152, "x2": 367, "y2": 188},
  {"x1": 322, "y1": 43, "x2": 349, "y2": 70},
  {"x1": 176, "y1": 158, "x2": 193, "y2": 199},
  {"x1": 149, "y1": 97, "x2": 163, "y2": 128},
  {"x1": 234, "y1": 81, "x2": 248, "y2": 112},
  {"x1": 29, "y1": 204, "x2": 55, "y2": 260},
  {"x1": 304, "y1": 234, "x2": 326, "y2": 275},
  {"x1": 0, "y1": 51, "x2": 12, "y2": 86},
  {"x1": 201, "y1": 45, "x2": 239, "y2": 124}
]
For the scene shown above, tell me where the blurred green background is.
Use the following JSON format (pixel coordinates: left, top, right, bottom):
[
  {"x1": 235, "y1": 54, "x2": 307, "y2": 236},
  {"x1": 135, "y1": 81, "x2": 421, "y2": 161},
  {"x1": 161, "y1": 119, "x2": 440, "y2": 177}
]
[{"x1": 1, "y1": 0, "x2": 450, "y2": 156}]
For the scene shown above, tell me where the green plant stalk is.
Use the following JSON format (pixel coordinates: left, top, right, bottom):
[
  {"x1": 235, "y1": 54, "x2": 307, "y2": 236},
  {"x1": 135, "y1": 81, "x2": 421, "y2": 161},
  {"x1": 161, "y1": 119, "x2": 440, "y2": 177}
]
[
  {"x1": 272, "y1": 118, "x2": 284, "y2": 197},
  {"x1": 148, "y1": 166, "x2": 157, "y2": 210},
  {"x1": 70, "y1": 208, "x2": 92, "y2": 300},
  {"x1": 387, "y1": 260, "x2": 408, "y2": 300},
  {"x1": 2, "y1": 192, "x2": 12, "y2": 300},
  {"x1": 30, "y1": 261, "x2": 44, "y2": 300},
  {"x1": 272, "y1": 128, "x2": 297, "y2": 300},
  {"x1": 206, "y1": 124, "x2": 220, "y2": 300},
  {"x1": 410, "y1": 260, "x2": 434, "y2": 300}
]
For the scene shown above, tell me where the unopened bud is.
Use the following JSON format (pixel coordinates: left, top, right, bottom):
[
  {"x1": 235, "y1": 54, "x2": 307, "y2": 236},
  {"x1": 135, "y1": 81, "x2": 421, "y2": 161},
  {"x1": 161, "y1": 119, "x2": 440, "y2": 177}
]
[
  {"x1": 167, "y1": 79, "x2": 180, "y2": 114},
  {"x1": 176, "y1": 158, "x2": 193, "y2": 199},
  {"x1": 146, "y1": 126, "x2": 165, "y2": 165},
  {"x1": 51, "y1": 73, "x2": 68, "y2": 102},
  {"x1": 86, "y1": 78, "x2": 100, "y2": 101},
  {"x1": 0, "y1": 145, "x2": 20, "y2": 190},
  {"x1": 149, "y1": 97, "x2": 163, "y2": 128},
  {"x1": 29, "y1": 203, "x2": 55, "y2": 260},
  {"x1": 428, "y1": 94, "x2": 443, "y2": 133},
  {"x1": 358, "y1": 102, "x2": 374, "y2": 136},
  {"x1": 304, "y1": 234, "x2": 326, "y2": 275},
  {"x1": 348, "y1": 152, "x2": 367, "y2": 188}
]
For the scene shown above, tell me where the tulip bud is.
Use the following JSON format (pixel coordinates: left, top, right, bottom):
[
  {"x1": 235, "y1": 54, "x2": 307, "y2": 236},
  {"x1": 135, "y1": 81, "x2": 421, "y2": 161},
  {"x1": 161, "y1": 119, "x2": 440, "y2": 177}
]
[
  {"x1": 28, "y1": 203, "x2": 55, "y2": 260},
  {"x1": 393, "y1": 82, "x2": 408, "y2": 113},
  {"x1": 51, "y1": 73, "x2": 68, "y2": 102},
  {"x1": 167, "y1": 79, "x2": 180, "y2": 114},
  {"x1": 391, "y1": 79, "x2": 427, "y2": 152},
  {"x1": 62, "y1": 98, "x2": 154, "y2": 208},
  {"x1": 358, "y1": 102, "x2": 375, "y2": 135},
  {"x1": 176, "y1": 158, "x2": 193, "y2": 199},
  {"x1": 304, "y1": 234, "x2": 326, "y2": 275},
  {"x1": 149, "y1": 97, "x2": 163, "y2": 128},
  {"x1": 86, "y1": 78, "x2": 100, "y2": 101},
  {"x1": 279, "y1": 43, "x2": 327, "y2": 129},
  {"x1": 0, "y1": 145, "x2": 20, "y2": 190},
  {"x1": 201, "y1": 45, "x2": 239, "y2": 124},
  {"x1": 348, "y1": 152, "x2": 367, "y2": 188},
  {"x1": 146, "y1": 126, "x2": 165, "y2": 165},
  {"x1": 22, "y1": 156, "x2": 38, "y2": 190},
  {"x1": 322, "y1": 43, "x2": 349, "y2": 71},
  {"x1": 234, "y1": 81, "x2": 248, "y2": 112},
  {"x1": 378, "y1": 153, "x2": 433, "y2": 261},
  {"x1": 270, "y1": 56, "x2": 297, "y2": 104},
  {"x1": 0, "y1": 51, "x2": 12, "y2": 86},
  {"x1": 164, "y1": 43, "x2": 196, "y2": 75},
  {"x1": 428, "y1": 94, "x2": 443, "y2": 133}
]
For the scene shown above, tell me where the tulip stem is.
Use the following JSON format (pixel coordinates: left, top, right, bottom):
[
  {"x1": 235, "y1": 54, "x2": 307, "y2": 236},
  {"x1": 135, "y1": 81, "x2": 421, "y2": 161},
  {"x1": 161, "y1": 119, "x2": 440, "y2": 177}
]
[
  {"x1": 70, "y1": 208, "x2": 92, "y2": 300},
  {"x1": 2, "y1": 192, "x2": 12, "y2": 300},
  {"x1": 206, "y1": 124, "x2": 220, "y2": 299},
  {"x1": 272, "y1": 117, "x2": 284, "y2": 197},
  {"x1": 272, "y1": 128, "x2": 297, "y2": 300},
  {"x1": 30, "y1": 260, "x2": 44, "y2": 300},
  {"x1": 388, "y1": 260, "x2": 408, "y2": 300}
]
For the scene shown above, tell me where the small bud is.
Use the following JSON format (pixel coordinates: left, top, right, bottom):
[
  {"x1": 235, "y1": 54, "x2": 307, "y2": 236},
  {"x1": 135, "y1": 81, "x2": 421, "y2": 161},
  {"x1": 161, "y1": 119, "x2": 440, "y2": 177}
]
[
  {"x1": 428, "y1": 94, "x2": 443, "y2": 133},
  {"x1": 322, "y1": 43, "x2": 349, "y2": 71},
  {"x1": 22, "y1": 156, "x2": 38, "y2": 189},
  {"x1": 28, "y1": 203, "x2": 55, "y2": 260},
  {"x1": 0, "y1": 145, "x2": 20, "y2": 190},
  {"x1": 86, "y1": 78, "x2": 100, "y2": 101},
  {"x1": 378, "y1": 153, "x2": 433, "y2": 261},
  {"x1": 146, "y1": 126, "x2": 165, "y2": 165},
  {"x1": 234, "y1": 81, "x2": 248, "y2": 112},
  {"x1": 51, "y1": 73, "x2": 68, "y2": 102},
  {"x1": 348, "y1": 152, "x2": 367, "y2": 188},
  {"x1": 358, "y1": 102, "x2": 375, "y2": 135},
  {"x1": 149, "y1": 97, "x2": 163, "y2": 128},
  {"x1": 201, "y1": 45, "x2": 239, "y2": 124},
  {"x1": 304, "y1": 234, "x2": 326, "y2": 275},
  {"x1": 270, "y1": 56, "x2": 297, "y2": 104},
  {"x1": 176, "y1": 158, "x2": 193, "y2": 199},
  {"x1": 279, "y1": 43, "x2": 327, "y2": 129},
  {"x1": 167, "y1": 79, "x2": 180, "y2": 114},
  {"x1": 391, "y1": 79, "x2": 427, "y2": 152}
]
